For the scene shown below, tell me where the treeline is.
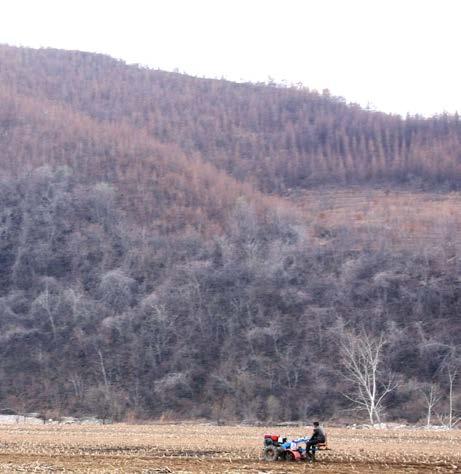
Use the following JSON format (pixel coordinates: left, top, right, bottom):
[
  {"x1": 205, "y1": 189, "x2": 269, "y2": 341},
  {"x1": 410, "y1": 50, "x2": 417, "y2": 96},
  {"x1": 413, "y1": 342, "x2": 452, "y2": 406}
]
[
  {"x1": 0, "y1": 169, "x2": 459, "y2": 423},
  {"x1": 1, "y1": 45, "x2": 461, "y2": 193}
]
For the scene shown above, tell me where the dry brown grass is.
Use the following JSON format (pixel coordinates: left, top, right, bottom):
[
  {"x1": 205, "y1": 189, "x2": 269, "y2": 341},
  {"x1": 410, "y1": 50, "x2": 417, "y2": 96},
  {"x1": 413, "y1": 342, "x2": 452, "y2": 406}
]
[
  {"x1": 0, "y1": 423, "x2": 460, "y2": 473},
  {"x1": 294, "y1": 188, "x2": 461, "y2": 251}
]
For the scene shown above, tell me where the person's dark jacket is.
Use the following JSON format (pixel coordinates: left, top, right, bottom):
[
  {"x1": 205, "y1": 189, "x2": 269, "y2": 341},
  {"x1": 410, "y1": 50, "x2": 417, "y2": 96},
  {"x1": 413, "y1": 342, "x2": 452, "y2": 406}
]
[{"x1": 310, "y1": 426, "x2": 326, "y2": 443}]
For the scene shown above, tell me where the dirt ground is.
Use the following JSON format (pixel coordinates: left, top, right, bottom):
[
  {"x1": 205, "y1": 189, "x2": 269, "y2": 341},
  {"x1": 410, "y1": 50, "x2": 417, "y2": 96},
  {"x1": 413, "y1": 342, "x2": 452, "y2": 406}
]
[{"x1": 0, "y1": 423, "x2": 460, "y2": 473}]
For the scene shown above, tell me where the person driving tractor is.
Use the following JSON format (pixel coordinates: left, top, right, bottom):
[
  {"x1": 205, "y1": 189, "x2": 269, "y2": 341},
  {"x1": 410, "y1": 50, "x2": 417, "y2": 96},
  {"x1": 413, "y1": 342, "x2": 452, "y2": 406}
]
[
  {"x1": 262, "y1": 421, "x2": 328, "y2": 462},
  {"x1": 304, "y1": 421, "x2": 326, "y2": 457}
]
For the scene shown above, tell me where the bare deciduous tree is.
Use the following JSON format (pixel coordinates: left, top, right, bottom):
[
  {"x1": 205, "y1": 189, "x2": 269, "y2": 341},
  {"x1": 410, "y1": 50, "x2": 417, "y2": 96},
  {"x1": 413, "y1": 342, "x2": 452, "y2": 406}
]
[
  {"x1": 420, "y1": 382, "x2": 441, "y2": 428},
  {"x1": 339, "y1": 329, "x2": 397, "y2": 424},
  {"x1": 441, "y1": 355, "x2": 460, "y2": 429}
]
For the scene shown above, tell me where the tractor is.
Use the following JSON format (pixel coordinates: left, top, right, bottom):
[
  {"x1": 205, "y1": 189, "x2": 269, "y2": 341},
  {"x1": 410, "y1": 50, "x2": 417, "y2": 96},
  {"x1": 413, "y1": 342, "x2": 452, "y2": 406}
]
[{"x1": 262, "y1": 434, "x2": 328, "y2": 462}]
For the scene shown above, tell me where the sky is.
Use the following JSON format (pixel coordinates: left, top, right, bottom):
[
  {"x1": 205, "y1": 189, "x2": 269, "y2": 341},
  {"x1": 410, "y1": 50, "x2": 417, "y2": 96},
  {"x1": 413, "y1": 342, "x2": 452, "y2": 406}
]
[{"x1": 1, "y1": 0, "x2": 460, "y2": 117}]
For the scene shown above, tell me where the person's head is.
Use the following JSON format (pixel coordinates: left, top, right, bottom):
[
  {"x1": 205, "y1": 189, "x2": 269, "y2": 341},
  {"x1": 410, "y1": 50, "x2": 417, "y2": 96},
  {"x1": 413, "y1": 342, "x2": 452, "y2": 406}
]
[{"x1": 313, "y1": 421, "x2": 320, "y2": 427}]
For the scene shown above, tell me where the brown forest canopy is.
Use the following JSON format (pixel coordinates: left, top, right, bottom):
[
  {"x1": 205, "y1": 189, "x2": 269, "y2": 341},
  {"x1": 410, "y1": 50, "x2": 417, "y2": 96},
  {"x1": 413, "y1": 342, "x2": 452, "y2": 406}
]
[
  {"x1": 0, "y1": 45, "x2": 460, "y2": 423},
  {"x1": 1, "y1": 44, "x2": 461, "y2": 194}
]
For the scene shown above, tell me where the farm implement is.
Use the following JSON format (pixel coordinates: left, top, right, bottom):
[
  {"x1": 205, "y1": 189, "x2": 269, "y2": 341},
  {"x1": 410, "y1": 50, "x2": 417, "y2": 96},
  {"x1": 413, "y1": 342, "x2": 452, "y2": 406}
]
[{"x1": 262, "y1": 434, "x2": 329, "y2": 462}]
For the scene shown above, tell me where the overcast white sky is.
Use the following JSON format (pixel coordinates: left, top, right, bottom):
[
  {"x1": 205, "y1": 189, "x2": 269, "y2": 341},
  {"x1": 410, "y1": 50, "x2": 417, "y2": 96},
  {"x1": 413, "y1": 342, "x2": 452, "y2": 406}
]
[{"x1": 1, "y1": 0, "x2": 460, "y2": 116}]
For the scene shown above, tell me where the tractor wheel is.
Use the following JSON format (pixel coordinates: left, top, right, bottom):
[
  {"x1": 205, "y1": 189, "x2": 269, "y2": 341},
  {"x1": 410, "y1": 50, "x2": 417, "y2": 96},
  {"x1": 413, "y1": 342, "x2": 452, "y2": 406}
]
[
  {"x1": 283, "y1": 450, "x2": 296, "y2": 461},
  {"x1": 263, "y1": 446, "x2": 280, "y2": 461}
]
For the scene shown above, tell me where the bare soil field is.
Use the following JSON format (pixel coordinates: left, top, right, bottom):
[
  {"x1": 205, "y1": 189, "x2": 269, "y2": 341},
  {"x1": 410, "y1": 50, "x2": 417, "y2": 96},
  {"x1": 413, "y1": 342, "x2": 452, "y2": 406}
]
[{"x1": 0, "y1": 423, "x2": 460, "y2": 473}]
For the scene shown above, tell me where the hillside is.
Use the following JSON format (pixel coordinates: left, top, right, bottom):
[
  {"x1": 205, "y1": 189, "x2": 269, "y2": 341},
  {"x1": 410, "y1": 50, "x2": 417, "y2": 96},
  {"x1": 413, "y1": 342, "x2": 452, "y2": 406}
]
[
  {"x1": 2, "y1": 45, "x2": 461, "y2": 194},
  {"x1": 0, "y1": 45, "x2": 459, "y2": 424},
  {"x1": 0, "y1": 83, "x2": 271, "y2": 233}
]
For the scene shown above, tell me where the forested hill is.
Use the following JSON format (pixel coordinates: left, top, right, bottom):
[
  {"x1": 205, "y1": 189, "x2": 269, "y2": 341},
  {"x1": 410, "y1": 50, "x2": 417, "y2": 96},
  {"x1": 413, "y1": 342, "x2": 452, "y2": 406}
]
[
  {"x1": 0, "y1": 82, "x2": 270, "y2": 233},
  {"x1": 0, "y1": 45, "x2": 460, "y2": 424},
  {"x1": 1, "y1": 44, "x2": 461, "y2": 195}
]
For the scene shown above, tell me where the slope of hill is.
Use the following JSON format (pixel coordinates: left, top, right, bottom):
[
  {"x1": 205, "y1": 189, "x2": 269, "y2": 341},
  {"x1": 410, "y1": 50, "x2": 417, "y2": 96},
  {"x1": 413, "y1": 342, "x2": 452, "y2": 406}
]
[
  {"x1": 0, "y1": 44, "x2": 459, "y2": 424},
  {"x1": 1, "y1": 44, "x2": 461, "y2": 193},
  {"x1": 0, "y1": 84, "x2": 271, "y2": 233},
  {"x1": 293, "y1": 187, "x2": 461, "y2": 252}
]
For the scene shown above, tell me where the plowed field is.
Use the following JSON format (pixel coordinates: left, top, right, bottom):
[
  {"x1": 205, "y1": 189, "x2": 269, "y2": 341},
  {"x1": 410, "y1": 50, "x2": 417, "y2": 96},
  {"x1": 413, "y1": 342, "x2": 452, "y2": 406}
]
[{"x1": 0, "y1": 423, "x2": 459, "y2": 473}]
